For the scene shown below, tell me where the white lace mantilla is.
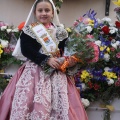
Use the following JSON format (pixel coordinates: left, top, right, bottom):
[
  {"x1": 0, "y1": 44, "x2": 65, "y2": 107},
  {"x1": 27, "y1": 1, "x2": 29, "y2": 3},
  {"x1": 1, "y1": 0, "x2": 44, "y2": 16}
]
[
  {"x1": 10, "y1": 61, "x2": 69, "y2": 120},
  {"x1": 23, "y1": 26, "x2": 37, "y2": 39}
]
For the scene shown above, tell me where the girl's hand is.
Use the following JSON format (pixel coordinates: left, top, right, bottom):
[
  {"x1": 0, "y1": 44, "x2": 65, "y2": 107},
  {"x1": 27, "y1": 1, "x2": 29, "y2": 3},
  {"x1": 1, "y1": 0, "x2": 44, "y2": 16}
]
[{"x1": 47, "y1": 57, "x2": 61, "y2": 69}]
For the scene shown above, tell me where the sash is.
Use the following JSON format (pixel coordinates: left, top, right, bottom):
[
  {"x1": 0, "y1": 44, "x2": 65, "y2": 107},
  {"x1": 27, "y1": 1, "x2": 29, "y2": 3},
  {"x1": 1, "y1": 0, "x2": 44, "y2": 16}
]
[{"x1": 30, "y1": 22, "x2": 59, "y2": 56}]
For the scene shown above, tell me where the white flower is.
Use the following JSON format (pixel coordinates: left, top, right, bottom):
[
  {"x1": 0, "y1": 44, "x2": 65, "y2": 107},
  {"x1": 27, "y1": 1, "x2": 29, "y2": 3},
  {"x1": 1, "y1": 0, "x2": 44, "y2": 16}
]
[
  {"x1": 111, "y1": 39, "x2": 116, "y2": 43},
  {"x1": 109, "y1": 27, "x2": 117, "y2": 30},
  {"x1": 111, "y1": 43, "x2": 117, "y2": 49},
  {"x1": 109, "y1": 23, "x2": 114, "y2": 27},
  {"x1": 6, "y1": 29, "x2": 12, "y2": 33},
  {"x1": 0, "y1": 39, "x2": 9, "y2": 48},
  {"x1": 107, "y1": 79, "x2": 114, "y2": 85},
  {"x1": 104, "y1": 53, "x2": 110, "y2": 62},
  {"x1": 81, "y1": 83, "x2": 87, "y2": 91},
  {"x1": 12, "y1": 28, "x2": 19, "y2": 32},
  {"x1": 110, "y1": 29, "x2": 116, "y2": 34},
  {"x1": 116, "y1": 41, "x2": 120, "y2": 46},
  {"x1": 109, "y1": 27, "x2": 118, "y2": 34},
  {"x1": 101, "y1": 17, "x2": 111, "y2": 23},
  {"x1": 94, "y1": 40, "x2": 101, "y2": 46},
  {"x1": 104, "y1": 67, "x2": 111, "y2": 71},
  {"x1": 96, "y1": 18, "x2": 101, "y2": 23},
  {"x1": 86, "y1": 26, "x2": 92, "y2": 33},
  {"x1": 1, "y1": 26, "x2": 7, "y2": 31},
  {"x1": 81, "y1": 98, "x2": 90, "y2": 107}
]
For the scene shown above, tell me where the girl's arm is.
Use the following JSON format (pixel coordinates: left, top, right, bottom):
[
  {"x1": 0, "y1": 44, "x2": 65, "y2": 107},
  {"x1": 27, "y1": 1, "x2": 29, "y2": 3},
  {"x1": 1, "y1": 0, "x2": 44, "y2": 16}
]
[
  {"x1": 20, "y1": 32, "x2": 61, "y2": 69},
  {"x1": 20, "y1": 31, "x2": 49, "y2": 65}
]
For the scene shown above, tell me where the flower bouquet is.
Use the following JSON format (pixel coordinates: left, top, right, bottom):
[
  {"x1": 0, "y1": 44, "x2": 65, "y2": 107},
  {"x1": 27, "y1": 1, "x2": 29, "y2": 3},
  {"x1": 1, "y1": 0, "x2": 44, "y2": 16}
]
[
  {"x1": 73, "y1": 4, "x2": 120, "y2": 120},
  {"x1": 59, "y1": 9, "x2": 99, "y2": 74}
]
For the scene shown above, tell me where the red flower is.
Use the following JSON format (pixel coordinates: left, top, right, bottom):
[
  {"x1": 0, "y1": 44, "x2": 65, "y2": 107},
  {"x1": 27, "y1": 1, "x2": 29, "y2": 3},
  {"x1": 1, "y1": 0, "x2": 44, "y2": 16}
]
[
  {"x1": 115, "y1": 81, "x2": 120, "y2": 86},
  {"x1": 109, "y1": 37, "x2": 113, "y2": 41},
  {"x1": 101, "y1": 26, "x2": 110, "y2": 34},
  {"x1": 93, "y1": 83, "x2": 100, "y2": 90},
  {"x1": 115, "y1": 21, "x2": 120, "y2": 28},
  {"x1": 88, "y1": 82, "x2": 93, "y2": 89},
  {"x1": 18, "y1": 22, "x2": 25, "y2": 30}
]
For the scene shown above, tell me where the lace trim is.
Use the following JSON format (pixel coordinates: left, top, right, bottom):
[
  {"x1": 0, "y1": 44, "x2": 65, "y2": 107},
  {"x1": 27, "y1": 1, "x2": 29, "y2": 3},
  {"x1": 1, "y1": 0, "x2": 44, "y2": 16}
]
[
  {"x1": 56, "y1": 27, "x2": 68, "y2": 41},
  {"x1": 23, "y1": 25, "x2": 68, "y2": 42},
  {"x1": 23, "y1": 26, "x2": 37, "y2": 39},
  {"x1": 40, "y1": 56, "x2": 50, "y2": 68},
  {"x1": 10, "y1": 61, "x2": 69, "y2": 120}
]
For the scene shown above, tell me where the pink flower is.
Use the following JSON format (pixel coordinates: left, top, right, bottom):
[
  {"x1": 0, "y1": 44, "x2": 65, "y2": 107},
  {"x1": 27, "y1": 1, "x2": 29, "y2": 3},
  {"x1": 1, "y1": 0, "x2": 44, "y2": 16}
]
[
  {"x1": 10, "y1": 47, "x2": 14, "y2": 52},
  {"x1": 116, "y1": 52, "x2": 120, "y2": 58},
  {"x1": 83, "y1": 18, "x2": 90, "y2": 24},
  {"x1": 87, "y1": 42, "x2": 99, "y2": 63},
  {"x1": 86, "y1": 34, "x2": 94, "y2": 39},
  {"x1": 110, "y1": 47, "x2": 115, "y2": 52},
  {"x1": 0, "y1": 21, "x2": 7, "y2": 27},
  {"x1": 73, "y1": 21, "x2": 79, "y2": 27},
  {"x1": 3, "y1": 47, "x2": 12, "y2": 53},
  {"x1": 78, "y1": 17, "x2": 84, "y2": 22}
]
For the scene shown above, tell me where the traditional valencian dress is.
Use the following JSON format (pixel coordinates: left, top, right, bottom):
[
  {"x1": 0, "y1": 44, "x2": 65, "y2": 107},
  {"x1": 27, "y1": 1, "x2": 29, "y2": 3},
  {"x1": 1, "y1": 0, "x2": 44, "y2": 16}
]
[{"x1": 0, "y1": 23, "x2": 88, "y2": 120}]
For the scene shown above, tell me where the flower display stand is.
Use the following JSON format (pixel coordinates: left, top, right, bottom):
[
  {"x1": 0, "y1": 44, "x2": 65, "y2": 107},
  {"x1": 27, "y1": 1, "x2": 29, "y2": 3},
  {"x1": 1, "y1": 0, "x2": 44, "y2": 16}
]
[{"x1": 86, "y1": 98, "x2": 120, "y2": 120}]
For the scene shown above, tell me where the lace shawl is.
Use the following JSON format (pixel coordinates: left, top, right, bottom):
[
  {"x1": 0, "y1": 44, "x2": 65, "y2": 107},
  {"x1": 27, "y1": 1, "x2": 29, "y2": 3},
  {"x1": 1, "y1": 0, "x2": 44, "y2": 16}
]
[{"x1": 23, "y1": 24, "x2": 68, "y2": 56}]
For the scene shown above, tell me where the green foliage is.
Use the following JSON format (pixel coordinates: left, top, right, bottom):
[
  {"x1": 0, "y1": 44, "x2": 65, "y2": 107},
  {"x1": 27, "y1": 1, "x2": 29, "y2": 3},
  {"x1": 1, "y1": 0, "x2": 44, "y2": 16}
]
[
  {"x1": 0, "y1": 76, "x2": 10, "y2": 91},
  {"x1": 66, "y1": 31, "x2": 94, "y2": 63},
  {"x1": 55, "y1": 0, "x2": 63, "y2": 14}
]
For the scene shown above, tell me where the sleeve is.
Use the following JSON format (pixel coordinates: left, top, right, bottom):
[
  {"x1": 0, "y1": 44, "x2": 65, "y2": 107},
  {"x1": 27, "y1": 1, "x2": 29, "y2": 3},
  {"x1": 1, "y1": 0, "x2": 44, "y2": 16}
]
[
  {"x1": 20, "y1": 31, "x2": 50, "y2": 65},
  {"x1": 58, "y1": 38, "x2": 67, "y2": 55}
]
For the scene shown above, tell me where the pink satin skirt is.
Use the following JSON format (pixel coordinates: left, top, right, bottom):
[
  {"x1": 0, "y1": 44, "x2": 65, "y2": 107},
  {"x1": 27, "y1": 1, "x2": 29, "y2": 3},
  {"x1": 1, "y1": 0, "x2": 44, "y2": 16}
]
[{"x1": 0, "y1": 61, "x2": 88, "y2": 120}]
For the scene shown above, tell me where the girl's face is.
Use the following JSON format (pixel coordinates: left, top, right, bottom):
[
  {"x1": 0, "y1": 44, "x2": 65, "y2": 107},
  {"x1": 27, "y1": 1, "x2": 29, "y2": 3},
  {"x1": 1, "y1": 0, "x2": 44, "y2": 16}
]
[{"x1": 34, "y1": 2, "x2": 54, "y2": 26}]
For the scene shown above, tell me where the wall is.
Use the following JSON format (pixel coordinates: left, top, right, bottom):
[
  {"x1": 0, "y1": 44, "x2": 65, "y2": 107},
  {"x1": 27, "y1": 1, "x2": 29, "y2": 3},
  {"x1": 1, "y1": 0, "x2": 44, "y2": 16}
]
[
  {"x1": 1, "y1": 0, "x2": 120, "y2": 120},
  {"x1": 59, "y1": 0, "x2": 116, "y2": 27},
  {"x1": 0, "y1": 0, "x2": 117, "y2": 27},
  {"x1": 0, "y1": 0, "x2": 34, "y2": 26}
]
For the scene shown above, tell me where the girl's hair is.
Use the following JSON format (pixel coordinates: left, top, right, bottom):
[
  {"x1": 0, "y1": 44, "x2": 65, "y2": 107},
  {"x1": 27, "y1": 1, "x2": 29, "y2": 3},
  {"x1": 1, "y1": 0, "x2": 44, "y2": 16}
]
[{"x1": 34, "y1": 0, "x2": 54, "y2": 12}]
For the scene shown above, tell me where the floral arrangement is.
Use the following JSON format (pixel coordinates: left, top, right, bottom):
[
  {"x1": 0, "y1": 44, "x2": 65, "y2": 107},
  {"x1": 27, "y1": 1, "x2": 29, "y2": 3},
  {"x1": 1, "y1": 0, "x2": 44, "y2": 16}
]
[
  {"x1": 0, "y1": 21, "x2": 24, "y2": 91},
  {"x1": 0, "y1": 21, "x2": 24, "y2": 69},
  {"x1": 67, "y1": 3, "x2": 120, "y2": 119}
]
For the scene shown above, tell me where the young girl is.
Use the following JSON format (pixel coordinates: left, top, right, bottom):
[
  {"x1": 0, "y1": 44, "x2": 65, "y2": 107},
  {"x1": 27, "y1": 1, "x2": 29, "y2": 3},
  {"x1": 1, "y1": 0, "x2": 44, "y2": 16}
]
[{"x1": 0, "y1": 0, "x2": 88, "y2": 120}]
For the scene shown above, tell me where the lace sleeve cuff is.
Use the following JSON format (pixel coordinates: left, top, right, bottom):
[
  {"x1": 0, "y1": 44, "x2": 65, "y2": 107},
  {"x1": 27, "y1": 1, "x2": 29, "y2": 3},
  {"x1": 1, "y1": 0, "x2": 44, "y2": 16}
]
[{"x1": 40, "y1": 56, "x2": 50, "y2": 68}]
